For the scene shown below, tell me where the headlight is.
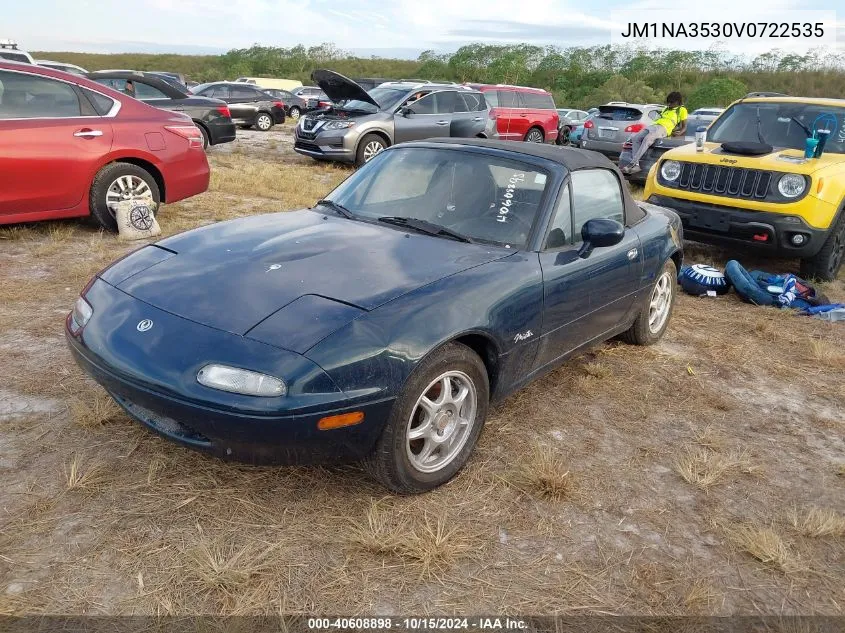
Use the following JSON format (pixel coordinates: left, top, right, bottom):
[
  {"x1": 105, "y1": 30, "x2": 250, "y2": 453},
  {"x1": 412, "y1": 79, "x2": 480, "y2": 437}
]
[
  {"x1": 70, "y1": 296, "x2": 93, "y2": 331},
  {"x1": 197, "y1": 364, "x2": 286, "y2": 397},
  {"x1": 323, "y1": 120, "x2": 355, "y2": 130},
  {"x1": 777, "y1": 174, "x2": 806, "y2": 198},
  {"x1": 660, "y1": 160, "x2": 682, "y2": 181}
]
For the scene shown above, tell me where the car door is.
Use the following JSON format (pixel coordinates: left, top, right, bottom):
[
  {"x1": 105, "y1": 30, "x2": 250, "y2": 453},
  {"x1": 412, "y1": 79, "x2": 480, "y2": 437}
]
[
  {"x1": 535, "y1": 169, "x2": 642, "y2": 368},
  {"x1": 0, "y1": 69, "x2": 114, "y2": 216},
  {"x1": 227, "y1": 85, "x2": 260, "y2": 124},
  {"x1": 450, "y1": 91, "x2": 487, "y2": 138},
  {"x1": 393, "y1": 91, "x2": 450, "y2": 143},
  {"x1": 495, "y1": 89, "x2": 524, "y2": 141}
]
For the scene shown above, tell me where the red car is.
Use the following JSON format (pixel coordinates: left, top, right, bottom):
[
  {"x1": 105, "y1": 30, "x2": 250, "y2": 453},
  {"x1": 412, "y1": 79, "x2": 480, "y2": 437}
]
[
  {"x1": 0, "y1": 61, "x2": 209, "y2": 231},
  {"x1": 466, "y1": 83, "x2": 559, "y2": 143}
]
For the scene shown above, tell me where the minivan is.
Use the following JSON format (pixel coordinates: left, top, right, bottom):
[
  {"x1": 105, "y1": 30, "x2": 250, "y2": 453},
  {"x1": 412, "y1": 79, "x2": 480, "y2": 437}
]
[{"x1": 465, "y1": 84, "x2": 558, "y2": 143}]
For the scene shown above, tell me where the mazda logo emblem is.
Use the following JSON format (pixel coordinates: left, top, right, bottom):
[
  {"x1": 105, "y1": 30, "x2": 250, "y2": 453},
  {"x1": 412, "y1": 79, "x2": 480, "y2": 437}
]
[{"x1": 136, "y1": 319, "x2": 154, "y2": 332}]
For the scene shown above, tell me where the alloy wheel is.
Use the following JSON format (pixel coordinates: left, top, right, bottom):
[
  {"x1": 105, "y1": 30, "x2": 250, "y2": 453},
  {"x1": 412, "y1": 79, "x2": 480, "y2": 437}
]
[
  {"x1": 648, "y1": 271, "x2": 673, "y2": 334},
  {"x1": 363, "y1": 140, "x2": 384, "y2": 162},
  {"x1": 106, "y1": 176, "x2": 154, "y2": 217},
  {"x1": 526, "y1": 129, "x2": 544, "y2": 143},
  {"x1": 406, "y1": 371, "x2": 478, "y2": 474}
]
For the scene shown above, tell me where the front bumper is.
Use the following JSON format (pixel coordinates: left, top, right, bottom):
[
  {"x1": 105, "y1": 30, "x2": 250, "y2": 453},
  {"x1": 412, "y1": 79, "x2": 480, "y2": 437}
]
[
  {"x1": 294, "y1": 127, "x2": 356, "y2": 163},
  {"x1": 579, "y1": 137, "x2": 624, "y2": 158},
  {"x1": 646, "y1": 194, "x2": 829, "y2": 258},
  {"x1": 65, "y1": 279, "x2": 392, "y2": 465}
]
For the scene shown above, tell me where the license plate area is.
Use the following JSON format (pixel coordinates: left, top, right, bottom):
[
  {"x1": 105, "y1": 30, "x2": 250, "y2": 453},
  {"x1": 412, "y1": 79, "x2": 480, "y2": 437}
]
[
  {"x1": 690, "y1": 209, "x2": 731, "y2": 232},
  {"x1": 598, "y1": 127, "x2": 617, "y2": 139}
]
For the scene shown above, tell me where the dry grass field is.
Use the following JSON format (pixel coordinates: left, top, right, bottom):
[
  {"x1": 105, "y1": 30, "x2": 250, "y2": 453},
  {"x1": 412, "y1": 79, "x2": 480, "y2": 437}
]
[{"x1": 0, "y1": 126, "x2": 843, "y2": 617}]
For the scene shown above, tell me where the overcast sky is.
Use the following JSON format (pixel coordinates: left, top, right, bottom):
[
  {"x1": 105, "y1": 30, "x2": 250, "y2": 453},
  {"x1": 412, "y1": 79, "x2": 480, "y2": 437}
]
[{"x1": 7, "y1": 0, "x2": 843, "y2": 58}]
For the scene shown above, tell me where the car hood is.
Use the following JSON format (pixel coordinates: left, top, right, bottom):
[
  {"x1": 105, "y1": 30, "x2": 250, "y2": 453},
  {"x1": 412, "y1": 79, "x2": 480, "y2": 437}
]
[
  {"x1": 104, "y1": 210, "x2": 511, "y2": 348},
  {"x1": 312, "y1": 69, "x2": 378, "y2": 108},
  {"x1": 663, "y1": 142, "x2": 842, "y2": 174}
]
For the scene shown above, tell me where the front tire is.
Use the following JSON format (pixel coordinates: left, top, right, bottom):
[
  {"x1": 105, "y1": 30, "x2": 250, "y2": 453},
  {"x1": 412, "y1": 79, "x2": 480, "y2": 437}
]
[
  {"x1": 799, "y1": 212, "x2": 845, "y2": 281},
  {"x1": 89, "y1": 163, "x2": 160, "y2": 233},
  {"x1": 622, "y1": 258, "x2": 677, "y2": 346},
  {"x1": 367, "y1": 343, "x2": 489, "y2": 494},
  {"x1": 355, "y1": 133, "x2": 387, "y2": 167},
  {"x1": 255, "y1": 112, "x2": 273, "y2": 131}
]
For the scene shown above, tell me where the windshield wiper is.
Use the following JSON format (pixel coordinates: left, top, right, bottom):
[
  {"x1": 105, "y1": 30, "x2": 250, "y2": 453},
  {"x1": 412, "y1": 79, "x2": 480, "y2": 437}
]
[
  {"x1": 755, "y1": 106, "x2": 768, "y2": 145},
  {"x1": 317, "y1": 199, "x2": 353, "y2": 219},
  {"x1": 789, "y1": 116, "x2": 812, "y2": 138},
  {"x1": 377, "y1": 216, "x2": 474, "y2": 243}
]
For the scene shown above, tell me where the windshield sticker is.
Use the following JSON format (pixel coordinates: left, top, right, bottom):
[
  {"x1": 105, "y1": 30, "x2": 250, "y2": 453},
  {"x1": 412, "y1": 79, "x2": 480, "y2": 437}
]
[
  {"x1": 812, "y1": 113, "x2": 839, "y2": 138},
  {"x1": 497, "y1": 173, "x2": 524, "y2": 223},
  {"x1": 534, "y1": 174, "x2": 547, "y2": 185}
]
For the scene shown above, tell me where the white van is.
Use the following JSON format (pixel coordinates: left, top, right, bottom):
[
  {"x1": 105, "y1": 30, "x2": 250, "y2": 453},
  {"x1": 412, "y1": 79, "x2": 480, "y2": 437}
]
[{"x1": 235, "y1": 77, "x2": 303, "y2": 92}]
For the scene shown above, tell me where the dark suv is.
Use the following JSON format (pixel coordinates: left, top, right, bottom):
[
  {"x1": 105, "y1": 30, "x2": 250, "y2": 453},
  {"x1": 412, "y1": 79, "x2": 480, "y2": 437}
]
[
  {"x1": 191, "y1": 82, "x2": 285, "y2": 131},
  {"x1": 88, "y1": 71, "x2": 236, "y2": 149},
  {"x1": 294, "y1": 71, "x2": 490, "y2": 167}
]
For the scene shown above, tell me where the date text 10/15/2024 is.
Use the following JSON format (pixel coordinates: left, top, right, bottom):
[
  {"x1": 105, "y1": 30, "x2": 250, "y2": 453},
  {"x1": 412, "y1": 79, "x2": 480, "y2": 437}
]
[{"x1": 307, "y1": 618, "x2": 527, "y2": 631}]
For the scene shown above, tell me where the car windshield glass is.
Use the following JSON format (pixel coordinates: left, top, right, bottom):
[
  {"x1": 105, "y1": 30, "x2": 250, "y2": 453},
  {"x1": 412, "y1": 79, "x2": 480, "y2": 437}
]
[
  {"x1": 707, "y1": 102, "x2": 845, "y2": 153},
  {"x1": 340, "y1": 87, "x2": 407, "y2": 112},
  {"x1": 322, "y1": 147, "x2": 550, "y2": 249}
]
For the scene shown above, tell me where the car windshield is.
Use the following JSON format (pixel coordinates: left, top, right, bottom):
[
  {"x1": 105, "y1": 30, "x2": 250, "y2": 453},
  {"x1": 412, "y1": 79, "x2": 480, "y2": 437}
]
[
  {"x1": 339, "y1": 86, "x2": 407, "y2": 113},
  {"x1": 321, "y1": 147, "x2": 550, "y2": 248},
  {"x1": 707, "y1": 102, "x2": 845, "y2": 153}
]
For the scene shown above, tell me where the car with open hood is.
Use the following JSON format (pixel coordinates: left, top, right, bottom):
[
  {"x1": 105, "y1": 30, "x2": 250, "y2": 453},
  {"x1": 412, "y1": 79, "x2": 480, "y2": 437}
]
[
  {"x1": 619, "y1": 107, "x2": 725, "y2": 185},
  {"x1": 644, "y1": 95, "x2": 845, "y2": 280},
  {"x1": 67, "y1": 138, "x2": 682, "y2": 493},
  {"x1": 294, "y1": 70, "x2": 491, "y2": 167},
  {"x1": 88, "y1": 70, "x2": 236, "y2": 149}
]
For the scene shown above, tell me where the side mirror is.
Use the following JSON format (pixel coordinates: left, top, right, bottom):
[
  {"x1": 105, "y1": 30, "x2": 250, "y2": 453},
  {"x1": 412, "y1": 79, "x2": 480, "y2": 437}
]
[
  {"x1": 400, "y1": 106, "x2": 413, "y2": 117},
  {"x1": 577, "y1": 218, "x2": 625, "y2": 259}
]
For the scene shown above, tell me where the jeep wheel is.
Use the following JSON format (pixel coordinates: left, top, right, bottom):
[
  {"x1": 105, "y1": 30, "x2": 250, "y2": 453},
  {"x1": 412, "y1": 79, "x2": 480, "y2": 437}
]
[{"x1": 800, "y1": 213, "x2": 845, "y2": 281}]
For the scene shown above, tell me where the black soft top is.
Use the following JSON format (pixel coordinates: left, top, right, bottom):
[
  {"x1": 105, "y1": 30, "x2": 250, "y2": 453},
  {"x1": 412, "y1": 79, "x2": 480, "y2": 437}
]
[{"x1": 413, "y1": 138, "x2": 647, "y2": 225}]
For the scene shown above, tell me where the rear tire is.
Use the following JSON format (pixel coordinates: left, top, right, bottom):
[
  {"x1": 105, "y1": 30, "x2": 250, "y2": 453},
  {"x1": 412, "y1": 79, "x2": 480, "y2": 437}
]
[
  {"x1": 197, "y1": 123, "x2": 210, "y2": 150},
  {"x1": 255, "y1": 112, "x2": 273, "y2": 131},
  {"x1": 799, "y1": 212, "x2": 845, "y2": 281},
  {"x1": 89, "y1": 163, "x2": 160, "y2": 233},
  {"x1": 366, "y1": 343, "x2": 489, "y2": 494},
  {"x1": 622, "y1": 258, "x2": 677, "y2": 346},
  {"x1": 289, "y1": 106, "x2": 301, "y2": 121},
  {"x1": 355, "y1": 133, "x2": 387, "y2": 167},
  {"x1": 525, "y1": 127, "x2": 545, "y2": 143},
  {"x1": 556, "y1": 127, "x2": 570, "y2": 146}
]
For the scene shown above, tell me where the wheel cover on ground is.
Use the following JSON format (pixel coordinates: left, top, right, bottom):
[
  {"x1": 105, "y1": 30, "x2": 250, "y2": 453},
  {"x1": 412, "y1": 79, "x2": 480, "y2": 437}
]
[
  {"x1": 406, "y1": 370, "x2": 478, "y2": 474},
  {"x1": 106, "y1": 176, "x2": 154, "y2": 217},
  {"x1": 648, "y1": 271, "x2": 673, "y2": 333},
  {"x1": 363, "y1": 140, "x2": 384, "y2": 162}
]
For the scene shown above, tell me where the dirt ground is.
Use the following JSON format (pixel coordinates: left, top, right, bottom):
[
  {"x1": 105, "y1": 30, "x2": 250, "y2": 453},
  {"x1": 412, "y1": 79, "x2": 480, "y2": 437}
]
[{"x1": 1, "y1": 124, "x2": 843, "y2": 617}]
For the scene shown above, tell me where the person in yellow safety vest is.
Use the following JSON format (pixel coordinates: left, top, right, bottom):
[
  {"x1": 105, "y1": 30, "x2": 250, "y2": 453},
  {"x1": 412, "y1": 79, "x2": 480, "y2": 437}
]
[{"x1": 622, "y1": 91, "x2": 688, "y2": 175}]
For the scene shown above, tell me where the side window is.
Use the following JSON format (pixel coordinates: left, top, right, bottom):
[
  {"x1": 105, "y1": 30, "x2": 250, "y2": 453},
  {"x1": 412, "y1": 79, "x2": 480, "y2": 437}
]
[
  {"x1": 570, "y1": 169, "x2": 625, "y2": 243},
  {"x1": 483, "y1": 90, "x2": 498, "y2": 107},
  {"x1": 434, "y1": 91, "x2": 455, "y2": 114},
  {"x1": 0, "y1": 70, "x2": 81, "y2": 119},
  {"x1": 410, "y1": 93, "x2": 437, "y2": 115},
  {"x1": 211, "y1": 86, "x2": 229, "y2": 99},
  {"x1": 230, "y1": 86, "x2": 256, "y2": 99},
  {"x1": 134, "y1": 82, "x2": 169, "y2": 99},
  {"x1": 544, "y1": 184, "x2": 572, "y2": 250},
  {"x1": 82, "y1": 89, "x2": 116, "y2": 116},
  {"x1": 459, "y1": 92, "x2": 485, "y2": 112},
  {"x1": 497, "y1": 90, "x2": 519, "y2": 108},
  {"x1": 454, "y1": 92, "x2": 469, "y2": 113}
]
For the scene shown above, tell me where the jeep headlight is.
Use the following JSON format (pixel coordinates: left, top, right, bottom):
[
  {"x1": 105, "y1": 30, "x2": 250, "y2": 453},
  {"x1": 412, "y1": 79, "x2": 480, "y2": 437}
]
[
  {"x1": 323, "y1": 120, "x2": 355, "y2": 130},
  {"x1": 660, "y1": 160, "x2": 681, "y2": 181},
  {"x1": 197, "y1": 364, "x2": 286, "y2": 397},
  {"x1": 777, "y1": 174, "x2": 806, "y2": 198}
]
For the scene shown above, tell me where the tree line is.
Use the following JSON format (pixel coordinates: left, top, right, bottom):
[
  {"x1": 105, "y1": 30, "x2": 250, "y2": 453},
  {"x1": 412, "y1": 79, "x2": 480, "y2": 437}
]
[{"x1": 38, "y1": 43, "x2": 845, "y2": 110}]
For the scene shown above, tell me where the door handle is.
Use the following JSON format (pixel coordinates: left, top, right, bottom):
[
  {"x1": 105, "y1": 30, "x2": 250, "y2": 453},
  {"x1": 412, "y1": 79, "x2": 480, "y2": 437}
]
[
  {"x1": 520, "y1": 114, "x2": 528, "y2": 117},
  {"x1": 472, "y1": 117, "x2": 483, "y2": 122},
  {"x1": 627, "y1": 248, "x2": 639, "y2": 260},
  {"x1": 435, "y1": 120, "x2": 449, "y2": 126},
  {"x1": 74, "y1": 129, "x2": 103, "y2": 138}
]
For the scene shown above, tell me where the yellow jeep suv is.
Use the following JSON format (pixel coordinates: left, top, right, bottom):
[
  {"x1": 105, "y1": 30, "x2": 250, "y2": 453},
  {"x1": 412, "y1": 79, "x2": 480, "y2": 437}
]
[{"x1": 644, "y1": 95, "x2": 845, "y2": 280}]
